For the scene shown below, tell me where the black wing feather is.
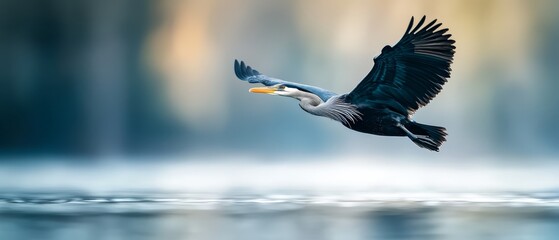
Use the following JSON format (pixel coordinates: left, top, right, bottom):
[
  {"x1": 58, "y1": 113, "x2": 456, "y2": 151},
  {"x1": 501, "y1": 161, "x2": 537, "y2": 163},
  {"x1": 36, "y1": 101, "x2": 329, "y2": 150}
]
[
  {"x1": 347, "y1": 16, "x2": 455, "y2": 115},
  {"x1": 234, "y1": 60, "x2": 337, "y2": 101}
]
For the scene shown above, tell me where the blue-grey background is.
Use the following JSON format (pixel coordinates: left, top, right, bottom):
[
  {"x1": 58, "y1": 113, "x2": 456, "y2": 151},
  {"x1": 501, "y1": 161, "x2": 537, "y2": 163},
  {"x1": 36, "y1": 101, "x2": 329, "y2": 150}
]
[{"x1": 2, "y1": 0, "x2": 559, "y2": 157}]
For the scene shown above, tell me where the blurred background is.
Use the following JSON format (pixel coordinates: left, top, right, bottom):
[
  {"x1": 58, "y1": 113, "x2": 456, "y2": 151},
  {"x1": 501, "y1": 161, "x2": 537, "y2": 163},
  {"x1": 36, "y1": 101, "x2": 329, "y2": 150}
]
[
  {"x1": 1, "y1": 0, "x2": 559, "y2": 193},
  {"x1": 3, "y1": 1, "x2": 559, "y2": 239}
]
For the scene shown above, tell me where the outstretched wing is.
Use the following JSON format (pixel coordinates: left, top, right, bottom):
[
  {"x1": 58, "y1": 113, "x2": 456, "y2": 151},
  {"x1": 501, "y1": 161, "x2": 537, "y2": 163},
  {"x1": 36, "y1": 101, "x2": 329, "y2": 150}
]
[
  {"x1": 234, "y1": 60, "x2": 337, "y2": 101},
  {"x1": 346, "y1": 16, "x2": 455, "y2": 115}
]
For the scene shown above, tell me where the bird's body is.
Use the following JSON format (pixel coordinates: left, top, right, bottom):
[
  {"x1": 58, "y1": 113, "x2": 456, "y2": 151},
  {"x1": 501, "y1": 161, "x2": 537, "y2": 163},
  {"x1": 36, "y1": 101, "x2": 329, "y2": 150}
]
[{"x1": 234, "y1": 16, "x2": 455, "y2": 151}]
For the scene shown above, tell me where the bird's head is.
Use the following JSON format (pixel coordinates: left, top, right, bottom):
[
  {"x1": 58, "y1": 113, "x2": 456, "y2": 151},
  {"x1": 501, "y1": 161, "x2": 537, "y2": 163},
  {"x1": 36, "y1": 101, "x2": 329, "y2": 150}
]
[
  {"x1": 248, "y1": 84, "x2": 299, "y2": 97},
  {"x1": 248, "y1": 84, "x2": 323, "y2": 106}
]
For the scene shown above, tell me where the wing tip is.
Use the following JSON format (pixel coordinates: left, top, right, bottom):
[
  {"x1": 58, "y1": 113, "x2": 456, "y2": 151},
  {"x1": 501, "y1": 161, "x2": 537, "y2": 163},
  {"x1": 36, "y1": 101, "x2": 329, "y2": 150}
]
[
  {"x1": 410, "y1": 15, "x2": 427, "y2": 34},
  {"x1": 234, "y1": 59, "x2": 243, "y2": 79},
  {"x1": 407, "y1": 16, "x2": 453, "y2": 36},
  {"x1": 234, "y1": 59, "x2": 260, "y2": 80},
  {"x1": 405, "y1": 16, "x2": 415, "y2": 35}
]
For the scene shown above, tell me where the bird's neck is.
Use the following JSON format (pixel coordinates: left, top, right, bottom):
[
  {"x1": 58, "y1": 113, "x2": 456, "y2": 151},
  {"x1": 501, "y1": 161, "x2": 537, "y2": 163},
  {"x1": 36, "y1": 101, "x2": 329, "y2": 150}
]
[
  {"x1": 297, "y1": 94, "x2": 362, "y2": 126},
  {"x1": 296, "y1": 92, "x2": 324, "y2": 116}
]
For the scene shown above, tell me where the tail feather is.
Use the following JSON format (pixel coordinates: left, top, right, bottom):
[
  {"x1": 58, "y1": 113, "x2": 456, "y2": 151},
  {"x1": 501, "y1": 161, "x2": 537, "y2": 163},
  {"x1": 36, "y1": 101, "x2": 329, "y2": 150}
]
[{"x1": 406, "y1": 122, "x2": 447, "y2": 151}]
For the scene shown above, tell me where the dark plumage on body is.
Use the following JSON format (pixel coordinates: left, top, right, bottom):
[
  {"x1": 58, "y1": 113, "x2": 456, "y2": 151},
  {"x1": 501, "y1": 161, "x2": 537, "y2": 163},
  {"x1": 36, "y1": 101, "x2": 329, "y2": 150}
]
[{"x1": 234, "y1": 16, "x2": 455, "y2": 151}]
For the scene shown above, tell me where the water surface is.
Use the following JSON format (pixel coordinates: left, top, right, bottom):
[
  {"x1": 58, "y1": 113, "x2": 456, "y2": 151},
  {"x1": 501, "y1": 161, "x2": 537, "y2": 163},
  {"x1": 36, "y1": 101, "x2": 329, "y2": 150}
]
[{"x1": 1, "y1": 192, "x2": 559, "y2": 240}]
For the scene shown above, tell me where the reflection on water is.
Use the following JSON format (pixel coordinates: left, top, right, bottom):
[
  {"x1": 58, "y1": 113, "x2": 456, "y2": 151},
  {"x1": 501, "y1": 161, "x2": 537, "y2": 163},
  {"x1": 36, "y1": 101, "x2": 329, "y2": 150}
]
[{"x1": 1, "y1": 193, "x2": 559, "y2": 240}]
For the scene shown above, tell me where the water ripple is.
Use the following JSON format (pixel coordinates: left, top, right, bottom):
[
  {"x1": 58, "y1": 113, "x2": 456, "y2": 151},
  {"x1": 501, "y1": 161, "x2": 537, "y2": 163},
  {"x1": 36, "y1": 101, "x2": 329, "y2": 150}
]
[{"x1": 1, "y1": 192, "x2": 559, "y2": 214}]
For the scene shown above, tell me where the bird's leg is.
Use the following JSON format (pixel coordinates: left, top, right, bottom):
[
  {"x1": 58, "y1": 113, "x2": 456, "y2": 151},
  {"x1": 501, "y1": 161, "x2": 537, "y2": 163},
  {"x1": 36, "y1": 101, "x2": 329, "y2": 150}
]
[
  {"x1": 397, "y1": 123, "x2": 439, "y2": 151},
  {"x1": 397, "y1": 123, "x2": 415, "y2": 137}
]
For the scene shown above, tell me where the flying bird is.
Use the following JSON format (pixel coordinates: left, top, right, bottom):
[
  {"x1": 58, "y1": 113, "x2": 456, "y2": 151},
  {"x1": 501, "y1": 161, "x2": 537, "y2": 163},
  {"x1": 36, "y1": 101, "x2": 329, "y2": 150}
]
[{"x1": 234, "y1": 16, "x2": 455, "y2": 151}]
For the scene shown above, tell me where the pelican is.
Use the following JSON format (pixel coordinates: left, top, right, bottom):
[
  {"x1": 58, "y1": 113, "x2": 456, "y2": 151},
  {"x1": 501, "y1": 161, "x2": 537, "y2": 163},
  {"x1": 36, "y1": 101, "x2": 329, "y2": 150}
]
[{"x1": 234, "y1": 16, "x2": 455, "y2": 151}]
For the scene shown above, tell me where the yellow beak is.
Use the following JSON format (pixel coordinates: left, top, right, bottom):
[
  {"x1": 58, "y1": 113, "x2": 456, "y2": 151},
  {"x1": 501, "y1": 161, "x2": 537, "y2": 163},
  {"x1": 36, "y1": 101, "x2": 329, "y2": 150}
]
[{"x1": 249, "y1": 86, "x2": 277, "y2": 94}]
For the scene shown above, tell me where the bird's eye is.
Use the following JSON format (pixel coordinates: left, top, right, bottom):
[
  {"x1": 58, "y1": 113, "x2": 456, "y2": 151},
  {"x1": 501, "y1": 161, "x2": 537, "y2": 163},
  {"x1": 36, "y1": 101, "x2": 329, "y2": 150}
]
[{"x1": 277, "y1": 85, "x2": 286, "y2": 90}]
